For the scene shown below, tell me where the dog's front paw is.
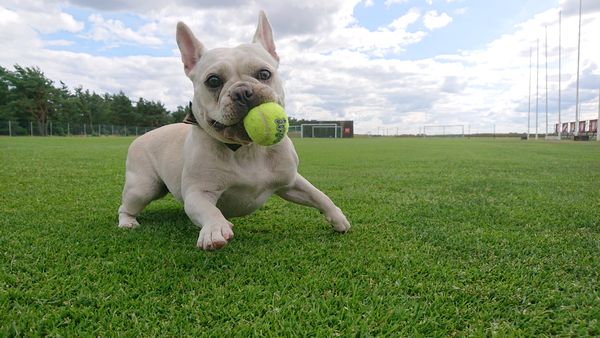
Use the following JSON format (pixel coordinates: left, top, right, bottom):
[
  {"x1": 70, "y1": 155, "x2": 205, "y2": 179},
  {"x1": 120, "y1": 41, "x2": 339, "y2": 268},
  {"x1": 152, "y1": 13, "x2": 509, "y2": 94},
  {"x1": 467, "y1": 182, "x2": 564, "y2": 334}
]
[
  {"x1": 197, "y1": 221, "x2": 234, "y2": 251},
  {"x1": 118, "y1": 213, "x2": 140, "y2": 229},
  {"x1": 327, "y1": 208, "x2": 351, "y2": 233}
]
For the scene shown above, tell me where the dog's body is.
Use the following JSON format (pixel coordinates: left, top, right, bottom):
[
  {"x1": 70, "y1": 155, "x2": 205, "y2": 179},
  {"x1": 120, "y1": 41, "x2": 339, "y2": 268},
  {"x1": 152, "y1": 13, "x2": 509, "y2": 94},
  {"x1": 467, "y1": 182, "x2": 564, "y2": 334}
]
[{"x1": 118, "y1": 11, "x2": 350, "y2": 250}]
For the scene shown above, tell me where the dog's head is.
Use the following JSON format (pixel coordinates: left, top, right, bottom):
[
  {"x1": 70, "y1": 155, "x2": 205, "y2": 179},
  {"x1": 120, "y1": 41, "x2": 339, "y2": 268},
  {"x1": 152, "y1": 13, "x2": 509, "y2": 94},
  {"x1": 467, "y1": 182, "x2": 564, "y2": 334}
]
[{"x1": 176, "y1": 11, "x2": 284, "y2": 145}]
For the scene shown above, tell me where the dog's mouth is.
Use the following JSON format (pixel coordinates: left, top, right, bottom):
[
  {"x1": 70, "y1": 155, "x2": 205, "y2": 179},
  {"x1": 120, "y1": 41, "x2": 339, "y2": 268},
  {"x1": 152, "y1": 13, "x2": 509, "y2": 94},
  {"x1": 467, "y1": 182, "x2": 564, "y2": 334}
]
[
  {"x1": 208, "y1": 119, "x2": 228, "y2": 130},
  {"x1": 207, "y1": 117, "x2": 252, "y2": 144}
]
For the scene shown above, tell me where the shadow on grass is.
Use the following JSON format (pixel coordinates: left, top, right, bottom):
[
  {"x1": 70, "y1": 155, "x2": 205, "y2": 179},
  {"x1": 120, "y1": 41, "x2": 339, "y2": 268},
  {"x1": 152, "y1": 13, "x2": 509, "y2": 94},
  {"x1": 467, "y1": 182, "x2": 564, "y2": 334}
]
[
  {"x1": 135, "y1": 207, "x2": 196, "y2": 237},
  {"x1": 138, "y1": 207, "x2": 189, "y2": 225},
  {"x1": 128, "y1": 204, "x2": 344, "y2": 254}
]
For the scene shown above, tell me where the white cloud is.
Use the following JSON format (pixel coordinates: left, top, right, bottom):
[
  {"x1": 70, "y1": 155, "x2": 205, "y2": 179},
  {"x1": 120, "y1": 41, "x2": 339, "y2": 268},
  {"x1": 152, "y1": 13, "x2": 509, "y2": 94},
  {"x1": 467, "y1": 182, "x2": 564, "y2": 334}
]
[
  {"x1": 423, "y1": 10, "x2": 453, "y2": 30},
  {"x1": 559, "y1": 0, "x2": 600, "y2": 16},
  {"x1": 389, "y1": 7, "x2": 421, "y2": 31},
  {"x1": 384, "y1": 0, "x2": 409, "y2": 6},
  {"x1": 454, "y1": 7, "x2": 468, "y2": 15},
  {"x1": 0, "y1": 4, "x2": 84, "y2": 34},
  {"x1": 57, "y1": 12, "x2": 85, "y2": 33},
  {"x1": 44, "y1": 39, "x2": 75, "y2": 47},
  {"x1": 86, "y1": 14, "x2": 162, "y2": 46},
  {"x1": 0, "y1": 7, "x2": 19, "y2": 23},
  {"x1": 272, "y1": 6, "x2": 427, "y2": 57}
]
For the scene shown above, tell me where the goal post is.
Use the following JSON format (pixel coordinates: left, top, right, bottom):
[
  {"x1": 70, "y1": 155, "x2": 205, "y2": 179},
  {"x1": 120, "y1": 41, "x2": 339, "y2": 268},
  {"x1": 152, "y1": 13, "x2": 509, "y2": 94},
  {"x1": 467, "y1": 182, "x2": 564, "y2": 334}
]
[
  {"x1": 422, "y1": 124, "x2": 465, "y2": 137},
  {"x1": 300, "y1": 123, "x2": 341, "y2": 138}
]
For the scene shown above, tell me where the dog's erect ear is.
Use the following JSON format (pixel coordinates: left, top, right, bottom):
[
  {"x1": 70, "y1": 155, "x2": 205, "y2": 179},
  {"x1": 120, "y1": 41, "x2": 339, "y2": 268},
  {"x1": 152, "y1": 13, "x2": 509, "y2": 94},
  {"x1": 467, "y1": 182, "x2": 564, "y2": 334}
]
[
  {"x1": 252, "y1": 11, "x2": 279, "y2": 63},
  {"x1": 176, "y1": 22, "x2": 205, "y2": 76}
]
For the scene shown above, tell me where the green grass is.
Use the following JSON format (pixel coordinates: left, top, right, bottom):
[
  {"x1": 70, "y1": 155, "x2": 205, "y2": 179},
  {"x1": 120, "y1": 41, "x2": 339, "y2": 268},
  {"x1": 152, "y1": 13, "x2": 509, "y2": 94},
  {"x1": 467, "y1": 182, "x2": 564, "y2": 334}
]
[{"x1": 1, "y1": 136, "x2": 599, "y2": 336}]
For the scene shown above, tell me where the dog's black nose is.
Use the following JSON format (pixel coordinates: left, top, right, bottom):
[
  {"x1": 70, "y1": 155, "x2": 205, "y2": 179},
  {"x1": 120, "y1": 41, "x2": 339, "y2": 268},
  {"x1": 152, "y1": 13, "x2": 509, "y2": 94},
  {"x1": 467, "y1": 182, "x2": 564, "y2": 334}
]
[{"x1": 231, "y1": 84, "x2": 253, "y2": 106}]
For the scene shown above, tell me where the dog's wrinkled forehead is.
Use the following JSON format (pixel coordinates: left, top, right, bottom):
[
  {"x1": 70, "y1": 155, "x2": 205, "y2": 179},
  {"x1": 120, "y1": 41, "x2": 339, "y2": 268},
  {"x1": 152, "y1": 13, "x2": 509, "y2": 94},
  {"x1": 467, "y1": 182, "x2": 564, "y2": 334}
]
[{"x1": 191, "y1": 44, "x2": 278, "y2": 82}]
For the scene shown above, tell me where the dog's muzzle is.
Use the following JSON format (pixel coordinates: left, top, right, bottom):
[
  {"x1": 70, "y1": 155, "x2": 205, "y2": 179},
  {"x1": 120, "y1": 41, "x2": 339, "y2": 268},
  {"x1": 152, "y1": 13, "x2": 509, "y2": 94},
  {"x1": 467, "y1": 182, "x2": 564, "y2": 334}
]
[
  {"x1": 194, "y1": 82, "x2": 281, "y2": 145},
  {"x1": 230, "y1": 83, "x2": 255, "y2": 108}
]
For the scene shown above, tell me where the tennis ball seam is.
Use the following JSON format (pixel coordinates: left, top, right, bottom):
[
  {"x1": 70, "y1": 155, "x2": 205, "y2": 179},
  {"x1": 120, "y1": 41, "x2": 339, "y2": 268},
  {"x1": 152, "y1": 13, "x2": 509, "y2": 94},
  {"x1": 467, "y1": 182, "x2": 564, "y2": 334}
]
[{"x1": 258, "y1": 109, "x2": 270, "y2": 144}]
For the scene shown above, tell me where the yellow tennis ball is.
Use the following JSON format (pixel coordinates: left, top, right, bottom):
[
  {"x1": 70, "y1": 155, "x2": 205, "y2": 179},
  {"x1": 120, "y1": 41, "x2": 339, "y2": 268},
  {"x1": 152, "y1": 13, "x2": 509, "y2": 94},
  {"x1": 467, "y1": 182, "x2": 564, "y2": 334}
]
[{"x1": 243, "y1": 102, "x2": 289, "y2": 146}]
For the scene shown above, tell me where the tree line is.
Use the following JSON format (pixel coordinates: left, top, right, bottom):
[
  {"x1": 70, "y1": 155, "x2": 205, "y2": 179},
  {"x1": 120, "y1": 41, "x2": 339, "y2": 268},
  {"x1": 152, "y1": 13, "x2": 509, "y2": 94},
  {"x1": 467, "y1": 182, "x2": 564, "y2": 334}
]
[
  {"x1": 0, "y1": 64, "x2": 190, "y2": 136},
  {"x1": 0, "y1": 64, "x2": 316, "y2": 136}
]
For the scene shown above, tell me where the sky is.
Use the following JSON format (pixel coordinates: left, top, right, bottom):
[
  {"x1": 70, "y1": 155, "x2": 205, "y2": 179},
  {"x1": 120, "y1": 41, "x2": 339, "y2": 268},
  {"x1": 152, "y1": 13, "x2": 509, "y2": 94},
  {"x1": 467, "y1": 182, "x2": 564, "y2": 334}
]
[{"x1": 1, "y1": 0, "x2": 599, "y2": 134}]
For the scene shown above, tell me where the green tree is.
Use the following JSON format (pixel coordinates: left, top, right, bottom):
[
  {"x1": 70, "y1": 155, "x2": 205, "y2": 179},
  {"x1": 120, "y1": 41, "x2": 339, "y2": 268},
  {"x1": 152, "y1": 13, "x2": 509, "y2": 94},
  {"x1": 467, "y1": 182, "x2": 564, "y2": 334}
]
[
  {"x1": 0, "y1": 66, "x2": 13, "y2": 121},
  {"x1": 3, "y1": 65, "x2": 59, "y2": 135},
  {"x1": 136, "y1": 98, "x2": 170, "y2": 127},
  {"x1": 73, "y1": 87, "x2": 109, "y2": 127},
  {"x1": 50, "y1": 82, "x2": 79, "y2": 135},
  {"x1": 0, "y1": 64, "x2": 189, "y2": 134},
  {"x1": 54, "y1": 82, "x2": 76, "y2": 120},
  {"x1": 110, "y1": 91, "x2": 135, "y2": 126},
  {"x1": 171, "y1": 103, "x2": 191, "y2": 124}
]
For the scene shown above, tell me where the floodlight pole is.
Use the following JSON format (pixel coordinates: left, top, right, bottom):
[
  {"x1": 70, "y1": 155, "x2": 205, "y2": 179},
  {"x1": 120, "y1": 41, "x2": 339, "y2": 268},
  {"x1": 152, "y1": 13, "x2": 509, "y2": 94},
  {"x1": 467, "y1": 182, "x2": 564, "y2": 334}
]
[
  {"x1": 574, "y1": 0, "x2": 582, "y2": 137},
  {"x1": 545, "y1": 25, "x2": 548, "y2": 137},
  {"x1": 597, "y1": 87, "x2": 600, "y2": 141},
  {"x1": 558, "y1": 11, "x2": 562, "y2": 140},
  {"x1": 528, "y1": 46, "x2": 532, "y2": 140},
  {"x1": 536, "y1": 38, "x2": 539, "y2": 140}
]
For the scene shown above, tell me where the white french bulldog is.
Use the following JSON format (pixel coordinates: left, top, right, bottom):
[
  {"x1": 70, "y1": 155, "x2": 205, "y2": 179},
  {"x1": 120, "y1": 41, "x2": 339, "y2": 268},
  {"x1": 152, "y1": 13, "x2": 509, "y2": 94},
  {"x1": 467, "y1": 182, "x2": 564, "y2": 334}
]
[{"x1": 118, "y1": 11, "x2": 350, "y2": 250}]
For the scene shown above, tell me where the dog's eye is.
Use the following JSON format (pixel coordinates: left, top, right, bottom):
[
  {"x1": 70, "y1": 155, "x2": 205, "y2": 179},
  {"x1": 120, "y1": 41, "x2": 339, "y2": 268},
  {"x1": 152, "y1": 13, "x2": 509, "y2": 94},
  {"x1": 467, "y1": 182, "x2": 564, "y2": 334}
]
[
  {"x1": 205, "y1": 75, "x2": 223, "y2": 89},
  {"x1": 257, "y1": 69, "x2": 271, "y2": 81}
]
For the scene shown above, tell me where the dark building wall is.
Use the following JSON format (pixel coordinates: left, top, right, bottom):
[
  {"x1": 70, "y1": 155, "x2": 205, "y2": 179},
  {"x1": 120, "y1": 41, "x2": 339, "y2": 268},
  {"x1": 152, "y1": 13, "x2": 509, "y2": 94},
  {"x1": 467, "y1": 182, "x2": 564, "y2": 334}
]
[{"x1": 339, "y1": 121, "x2": 354, "y2": 138}]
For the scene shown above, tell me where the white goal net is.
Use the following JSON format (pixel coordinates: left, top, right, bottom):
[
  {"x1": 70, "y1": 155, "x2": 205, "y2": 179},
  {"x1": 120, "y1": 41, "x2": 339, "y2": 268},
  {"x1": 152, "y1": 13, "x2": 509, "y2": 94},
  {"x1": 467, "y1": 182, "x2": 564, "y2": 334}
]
[
  {"x1": 300, "y1": 124, "x2": 342, "y2": 138},
  {"x1": 422, "y1": 124, "x2": 465, "y2": 137}
]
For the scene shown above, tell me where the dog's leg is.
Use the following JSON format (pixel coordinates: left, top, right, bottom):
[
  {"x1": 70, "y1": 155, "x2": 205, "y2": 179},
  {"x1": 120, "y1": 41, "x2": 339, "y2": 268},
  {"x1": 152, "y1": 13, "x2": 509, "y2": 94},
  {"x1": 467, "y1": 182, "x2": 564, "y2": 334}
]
[
  {"x1": 183, "y1": 190, "x2": 234, "y2": 250},
  {"x1": 118, "y1": 172, "x2": 166, "y2": 228},
  {"x1": 276, "y1": 174, "x2": 350, "y2": 232}
]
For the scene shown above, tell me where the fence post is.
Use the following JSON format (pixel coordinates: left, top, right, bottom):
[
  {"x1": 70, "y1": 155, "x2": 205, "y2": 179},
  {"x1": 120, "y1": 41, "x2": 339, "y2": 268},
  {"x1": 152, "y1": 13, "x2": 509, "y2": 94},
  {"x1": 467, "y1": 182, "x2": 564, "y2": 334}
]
[
  {"x1": 98, "y1": 124, "x2": 101, "y2": 136},
  {"x1": 8, "y1": 120, "x2": 11, "y2": 136},
  {"x1": 67, "y1": 123, "x2": 70, "y2": 136},
  {"x1": 84, "y1": 124, "x2": 86, "y2": 136},
  {"x1": 135, "y1": 126, "x2": 138, "y2": 136},
  {"x1": 50, "y1": 122, "x2": 53, "y2": 136},
  {"x1": 111, "y1": 125, "x2": 114, "y2": 135},
  {"x1": 30, "y1": 122, "x2": 33, "y2": 136}
]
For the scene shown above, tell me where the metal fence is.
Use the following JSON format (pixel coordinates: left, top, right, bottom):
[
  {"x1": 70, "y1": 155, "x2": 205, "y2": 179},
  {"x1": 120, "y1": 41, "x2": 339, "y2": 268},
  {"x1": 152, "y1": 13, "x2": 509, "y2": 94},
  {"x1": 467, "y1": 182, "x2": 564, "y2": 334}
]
[{"x1": 0, "y1": 121, "x2": 157, "y2": 137}]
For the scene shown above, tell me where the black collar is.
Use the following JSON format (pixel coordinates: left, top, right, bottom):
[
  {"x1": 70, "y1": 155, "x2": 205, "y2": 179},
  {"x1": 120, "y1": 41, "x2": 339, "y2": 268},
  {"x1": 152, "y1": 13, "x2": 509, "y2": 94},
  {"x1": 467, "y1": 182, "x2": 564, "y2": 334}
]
[
  {"x1": 226, "y1": 143, "x2": 242, "y2": 151},
  {"x1": 183, "y1": 101, "x2": 242, "y2": 152}
]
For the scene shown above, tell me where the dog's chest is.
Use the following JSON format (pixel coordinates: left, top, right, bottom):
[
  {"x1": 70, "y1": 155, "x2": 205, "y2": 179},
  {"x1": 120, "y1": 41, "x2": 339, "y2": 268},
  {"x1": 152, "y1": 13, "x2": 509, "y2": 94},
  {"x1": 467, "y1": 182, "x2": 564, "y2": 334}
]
[
  {"x1": 216, "y1": 149, "x2": 296, "y2": 218},
  {"x1": 217, "y1": 185, "x2": 273, "y2": 218}
]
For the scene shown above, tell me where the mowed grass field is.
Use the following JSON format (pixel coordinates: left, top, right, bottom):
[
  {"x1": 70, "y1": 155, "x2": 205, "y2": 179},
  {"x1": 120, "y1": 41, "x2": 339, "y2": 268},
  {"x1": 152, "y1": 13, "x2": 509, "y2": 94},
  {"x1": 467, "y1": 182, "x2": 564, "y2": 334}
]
[{"x1": 1, "y1": 135, "x2": 599, "y2": 336}]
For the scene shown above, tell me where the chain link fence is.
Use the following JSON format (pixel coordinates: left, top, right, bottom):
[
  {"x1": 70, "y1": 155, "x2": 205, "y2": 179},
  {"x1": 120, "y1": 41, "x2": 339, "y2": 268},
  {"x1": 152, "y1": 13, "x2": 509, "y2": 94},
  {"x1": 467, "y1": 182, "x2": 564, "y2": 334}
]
[{"x1": 0, "y1": 121, "x2": 157, "y2": 137}]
